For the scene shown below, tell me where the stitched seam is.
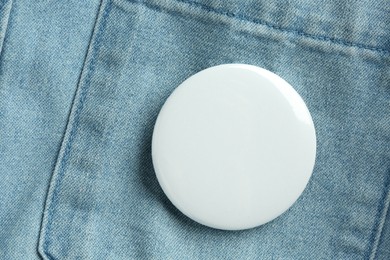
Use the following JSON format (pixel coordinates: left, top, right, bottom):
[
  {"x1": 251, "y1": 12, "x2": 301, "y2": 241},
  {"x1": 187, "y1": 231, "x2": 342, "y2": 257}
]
[
  {"x1": 0, "y1": 0, "x2": 13, "y2": 58},
  {"x1": 176, "y1": 0, "x2": 390, "y2": 54},
  {"x1": 127, "y1": 0, "x2": 390, "y2": 55},
  {"x1": 368, "y1": 171, "x2": 390, "y2": 260},
  {"x1": 41, "y1": 0, "x2": 113, "y2": 257}
]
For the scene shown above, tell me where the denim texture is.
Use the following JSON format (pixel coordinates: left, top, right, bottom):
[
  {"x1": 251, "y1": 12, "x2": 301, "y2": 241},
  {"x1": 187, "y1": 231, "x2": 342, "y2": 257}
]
[{"x1": 0, "y1": 0, "x2": 389, "y2": 259}]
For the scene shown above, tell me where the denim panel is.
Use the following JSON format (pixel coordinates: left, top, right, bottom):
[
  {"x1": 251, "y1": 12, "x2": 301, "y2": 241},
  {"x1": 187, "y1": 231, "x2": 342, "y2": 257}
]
[
  {"x1": 0, "y1": 0, "x2": 101, "y2": 258},
  {"x1": 38, "y1": 0, "x2": 390, "y2": 259}
]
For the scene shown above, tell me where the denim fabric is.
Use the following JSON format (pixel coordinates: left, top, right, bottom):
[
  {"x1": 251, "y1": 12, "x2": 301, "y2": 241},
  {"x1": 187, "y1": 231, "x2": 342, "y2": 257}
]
[
  {"x1": 0, "y1": 0, "x2": 389, "y2": 259},
  {"x1": 0, "y1": 0, "x2": 101, "y2": 257}
]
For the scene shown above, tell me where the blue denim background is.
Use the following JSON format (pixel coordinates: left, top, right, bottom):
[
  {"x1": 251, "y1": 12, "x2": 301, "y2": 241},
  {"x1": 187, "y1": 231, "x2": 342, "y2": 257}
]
[{"x1": 0, "y1": 0, "x2": 389, "y2": 259}]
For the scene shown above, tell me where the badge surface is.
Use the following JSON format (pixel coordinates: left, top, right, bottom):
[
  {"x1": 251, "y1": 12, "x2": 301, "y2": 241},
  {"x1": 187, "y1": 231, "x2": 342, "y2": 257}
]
[{"x1": 152, "y1": 64, "x2": 316, "y2": 230}]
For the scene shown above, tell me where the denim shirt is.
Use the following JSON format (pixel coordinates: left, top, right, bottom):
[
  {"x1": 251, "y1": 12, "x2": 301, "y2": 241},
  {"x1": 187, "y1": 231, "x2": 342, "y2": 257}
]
[{"x1": 0, "y1": 0, "x2": 389, "y2": 259}]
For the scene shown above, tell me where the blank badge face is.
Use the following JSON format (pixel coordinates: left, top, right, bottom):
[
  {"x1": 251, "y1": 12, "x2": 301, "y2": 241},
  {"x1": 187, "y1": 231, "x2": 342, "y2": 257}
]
[{"x1": 152, "y1": 64, "x2": 316, "y2": 230}]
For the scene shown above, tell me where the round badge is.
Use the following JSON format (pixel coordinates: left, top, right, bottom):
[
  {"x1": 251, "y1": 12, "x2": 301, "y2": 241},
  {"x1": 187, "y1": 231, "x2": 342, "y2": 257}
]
[{"x1": 152, "y1": 64, "x2": 316, "y2": 230}]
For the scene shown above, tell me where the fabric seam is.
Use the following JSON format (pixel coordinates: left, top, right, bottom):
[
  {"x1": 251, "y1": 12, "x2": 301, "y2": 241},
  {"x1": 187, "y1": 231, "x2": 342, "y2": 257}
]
[
  {"x1": 368, "y1": 172, "x2": 390, "y2": 260},
  {"x1": 0, "y1": 0, "x2": 13, "y2": 58},
  {"x1": 39, "y1": 0, "x2": 113, "y2": 258},
  {"x1": 126, "y1": 0, "x2": 390, "y2": 55}
]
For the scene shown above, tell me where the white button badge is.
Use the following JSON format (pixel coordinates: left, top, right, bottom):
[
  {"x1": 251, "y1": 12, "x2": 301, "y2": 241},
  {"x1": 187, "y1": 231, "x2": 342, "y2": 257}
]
[{"x1": 152, "y1": 64, "x2": 316, "y2": 230}]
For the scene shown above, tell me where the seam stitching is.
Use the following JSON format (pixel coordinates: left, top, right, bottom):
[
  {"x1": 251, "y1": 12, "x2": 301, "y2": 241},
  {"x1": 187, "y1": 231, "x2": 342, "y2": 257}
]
[
  {"x1": 0, "y1": 0, "x2": 13, "y2": 58},
  {"x1": 128, "y1": 0, "x2": 390, "y2": 55},
  {"x1": 176, "y1": 0, "x2": 390, "y2": 54},
  {"x1": 368, "y1": 171, "x2": 390, "y2": 260},
  {"x1": 41, "y1": 0, "x2": 113, "y2": 258}
]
